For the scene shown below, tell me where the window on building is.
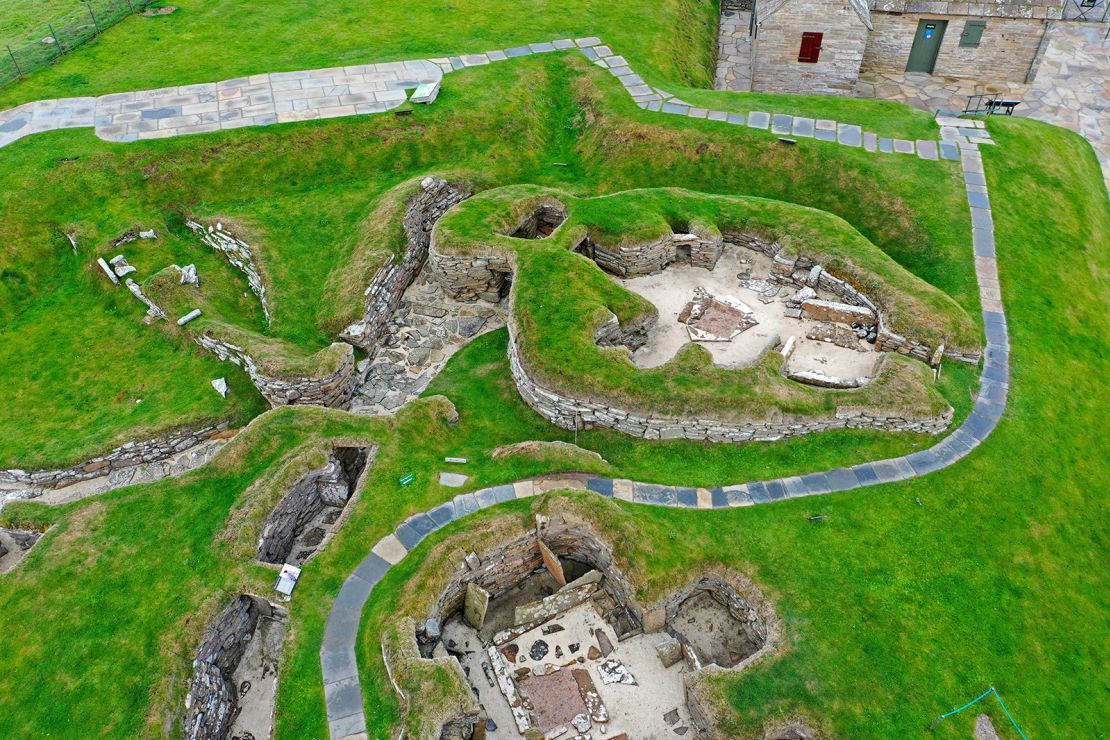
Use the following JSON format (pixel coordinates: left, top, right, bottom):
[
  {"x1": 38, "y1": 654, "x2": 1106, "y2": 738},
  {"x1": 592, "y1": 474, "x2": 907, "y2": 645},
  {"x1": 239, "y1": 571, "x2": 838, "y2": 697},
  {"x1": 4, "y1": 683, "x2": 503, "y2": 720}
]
[
  {"x1": 798, "y1": 32, "x2": 823, "y2": 63},
  {"x1": 960, "y1": 20, "x2": 986, "y2": 47}
]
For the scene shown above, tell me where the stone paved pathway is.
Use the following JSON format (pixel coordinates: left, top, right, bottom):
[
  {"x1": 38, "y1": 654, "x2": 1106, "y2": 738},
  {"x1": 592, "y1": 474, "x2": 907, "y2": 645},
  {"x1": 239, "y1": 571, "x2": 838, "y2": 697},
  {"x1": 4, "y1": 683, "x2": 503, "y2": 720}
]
[
  {"x1": 0, "y1": 36, "x2": 1012, "y2": 739},
  {"x1": 855, "y1": 22, "x2": 1110, "y2": 194},
  {"x1": 715, "y1": 0, "x2": 754, "y2": 92}
]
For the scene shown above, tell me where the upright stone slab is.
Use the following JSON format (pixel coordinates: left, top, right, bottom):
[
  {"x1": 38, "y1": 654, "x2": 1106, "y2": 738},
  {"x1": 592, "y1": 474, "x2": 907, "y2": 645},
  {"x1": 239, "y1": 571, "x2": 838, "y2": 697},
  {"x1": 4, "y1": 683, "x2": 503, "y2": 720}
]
[
  {"x1": 538, "y1": 538, "x2": 566, "y2": 586},
  {"x1": 464, "y1": 582, "x2": 490, "y2": 629}
]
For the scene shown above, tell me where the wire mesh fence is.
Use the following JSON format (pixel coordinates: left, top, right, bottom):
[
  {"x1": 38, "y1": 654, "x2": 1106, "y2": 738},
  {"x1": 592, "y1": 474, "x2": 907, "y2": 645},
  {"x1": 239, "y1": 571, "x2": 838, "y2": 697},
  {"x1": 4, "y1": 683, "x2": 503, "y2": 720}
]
[{"x1": 1, "y1": 0, "x2": 157, "y2": 88}]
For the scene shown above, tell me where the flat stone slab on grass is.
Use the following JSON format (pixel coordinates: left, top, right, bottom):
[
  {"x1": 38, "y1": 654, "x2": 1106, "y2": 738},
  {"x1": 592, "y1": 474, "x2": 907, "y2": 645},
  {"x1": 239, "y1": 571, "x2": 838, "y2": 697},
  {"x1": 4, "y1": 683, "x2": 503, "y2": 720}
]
[
  {"x1": 747, "y1": 111, "x2": 770, "y2": 129},
  {"x1": 837, "y1": 123, "x2": 862, "y2": 147},
  {"x1": 893, "y1": 139, "x2": 915, "y2": 154},
  {"x1": 792, "y1": 117, "x2": 815, "y2": 137},
  {"x1": 863, "y1": 132, "x2": 877, "y2": 152},
  {"x1": 771, "y1": 114, "x2": 792, "y2": 134},
  {"x1": 439, "y1": 472, "x2": 469, "y2": 488},
  {"x1": 916, "y1": 140, "x2": 938, "y2": 160}
]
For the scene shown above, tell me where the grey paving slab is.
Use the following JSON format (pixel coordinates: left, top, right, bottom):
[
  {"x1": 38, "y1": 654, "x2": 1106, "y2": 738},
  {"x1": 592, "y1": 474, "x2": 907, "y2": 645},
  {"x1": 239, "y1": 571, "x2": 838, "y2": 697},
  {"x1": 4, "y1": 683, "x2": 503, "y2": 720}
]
[
  {"x1": 583, "y1": 478, "x2": 612, "y2": 499},
  {"x1": 529, "y1": 42, "x2": 556, "y2": 52},
  {"x1": 764, "y1": 479, "x2": 787, "y2": 501},
  {"x1": 711, "y1": 488, "x2": 728, "y2": 508},
  {"x1": 676, "y1": 487, "x2": 699, "y2": 507},
  {"x1": 940, "y1": 141, "x2": 960, "y2": 160},
  {"x1": 824, "y1": 467, "x2": 861, "y2": 491},
  {"x1": 792, "y1": 117, "x2": 815, "y2": 137},
  {"x1": 662, "y1": 102, "x2": 689, "y2": 115},
  {"x1": 474, "y1": 487, "x2": 499, "y2": 509},
  {"x1": 575, "y1": 36, "x2": 601, "y2": 47},
  {"x1": 894, "y1": 139, "x2": 915, "y2": 154},
  {"x1": 491, "y1": 483, "x2": 516, "y2": 503},
  {"x1": 771, "y1": 113, "x2": 793, "y2": 134},
  {"x1": 634, "y1": 483, "x2": 677, "y2": 506},
  {"x1": 727, "y1": 113, "x2": 746, "y2": 125},
  {"x1": 553, "y1": 39, "x2": 576, "y2": 50},
  {"x1": 580, "y1": 46, "x2": 599, "y2": 61},
  {"x1": 815, "y1": 128, "x2": 836, "y2": 142},
  {"x1": 594, "y1": 45, "x2": 613, "y2": 57},
  {"x1": 780, "y1": 476, "x2": 808, "y2": 497},
  {"x1": 967, "y1": 190, "x2": 990, "y2": 209},
  {"x1": 799, "y1": 472, "x2": 832, "y2": 495},
  {"x1": 973, "y1": 228, "x2": 995, "y2": 257},
  {"x1": 746, "y1": 481, "x2": 770, "y2": 503},
  {"x1": 863, "y1": 131, "x2": 877, "y2": 151},
  {"x1": 837, "y1": 123, "x2": 862, "y2": 147},
  {"x1": 850, "y1": 463, "x2": 881, "y2": 486},
  {"x1": 453, "y1": 492, "x2": 479, "y2": 517},
  {"x1": 329, "y1": 711, "x2": 367, "y2": 739},
  {"x1": 505, "y1": 46, "x2": 532, "y2": 57},
  {"x1": 707, "y1": 110, "x2": 728, "y2": 122},
  {"x1": 333, "y1": 574, "x2": 374, "y2": 612},
  {"x1": 917, "y1": 140, "x2": 938, "y2": 160},
  {"x1": 487, "y1": 49, "x2": 508, "y2": 61},
  {"x1": 618, "y1": 73, "x2": 645, "y2": 86},
  {"x1": 428, "y1": 500, "x2": 457, "y2": 527},
  {"x1": 970, "y1": 208, "x2": 993, "y2": 230},
  {"x1": 964, "y1": 170, "x2": 986, "y2": 186},
  {"x1": 324, "y1": 677, "x2": 365, "y2": 722},
  {"x1": 320, "y1": 645, "x2": 359, "y2": 683},
  {"x1": 393, "y1": 520, "x2": 424, "y2": 551},
  {"x1": 351, "y1": 552, "x2": 390, "y2": 586},
  {"x1": 688, "y1": 107, "x2": 709, "y2": 119},
  {"x1": 724, "y1": 485, "x2": 752, "y2": 506},
  {"x1": 905, "y1": 449, "x2": 945, "y2": 475},
  {"x1": 747, "y1": 111, "x2": 770, "y2": 129},
  {"x1": 879, "y1": 137, "x2": 894, "y2": 153}
]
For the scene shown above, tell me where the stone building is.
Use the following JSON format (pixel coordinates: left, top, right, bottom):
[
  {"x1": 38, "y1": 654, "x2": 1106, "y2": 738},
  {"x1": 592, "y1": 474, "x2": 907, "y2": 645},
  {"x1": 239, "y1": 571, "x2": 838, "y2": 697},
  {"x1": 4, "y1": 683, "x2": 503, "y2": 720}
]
[{"x1": 717, "y1": 0, "x2": 1108, "y2": 95}]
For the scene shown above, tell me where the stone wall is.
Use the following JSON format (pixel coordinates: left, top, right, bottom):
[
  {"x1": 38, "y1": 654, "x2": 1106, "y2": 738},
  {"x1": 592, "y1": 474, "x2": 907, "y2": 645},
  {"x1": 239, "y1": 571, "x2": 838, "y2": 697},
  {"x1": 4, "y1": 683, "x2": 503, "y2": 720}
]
[
  {"x1": 660, "y1": 578, "x2": 766, "y2": 654},
  {"x1": 870, "y1": 0, "x2": 1065, "y2": 19},
  {"x1": 341, "y1": 177, "x2": 472, "y2": 349},
  {"x1": 184, "y1": 595, "x2": 274, "y2": 740},
  {"x1": 257, "y1": 447, "x2": 369, "y2": 564},
  {"x1": 0, "y1": 421, "x2": 230, "y2": 490},
  {"x1": 427, "y1": 251, "x2": 514, "y2": 303},
  {"x1": 863, "y1": 12, "x2": 1048, "y2": 82},
  {"x1": 579, "y1": 232, "x2": 724, "y2": 277},
  {"x1": 196, "y1": 334, "x2": 357, "y2": 408},
  {"x1": 753, "y1": 0, "x2": 872, "y2": 95},
  {"x1": 725, "y1": 233, "x2": 979, "y2": 364},
  {"x1": 186, "y1": 220, "x2": 272, "y2": 326},
  {"x1": 432, "y1": 519, "x2": 643, "y2": 636},
  {"x1": 509, "y1": 332, "x2": 953, "y2": 441}
]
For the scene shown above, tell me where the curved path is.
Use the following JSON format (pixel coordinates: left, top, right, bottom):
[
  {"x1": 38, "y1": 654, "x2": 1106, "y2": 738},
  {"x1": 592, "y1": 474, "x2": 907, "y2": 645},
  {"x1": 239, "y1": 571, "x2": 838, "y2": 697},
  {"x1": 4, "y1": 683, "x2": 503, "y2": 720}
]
[
  {"x1": 313, "y1": 41, "x2": 1010, "y2": 740},
  {"x1": 0, "y1": 36, "x2": 1010, "y2": 740}
]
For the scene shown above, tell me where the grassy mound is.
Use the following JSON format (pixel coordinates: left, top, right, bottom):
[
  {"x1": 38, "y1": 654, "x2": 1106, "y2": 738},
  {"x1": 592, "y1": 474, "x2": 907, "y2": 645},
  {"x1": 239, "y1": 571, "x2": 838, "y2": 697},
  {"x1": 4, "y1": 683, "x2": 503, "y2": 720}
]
[{"x1": 434, "y1": 185, "x2": 976, "y2": 422}]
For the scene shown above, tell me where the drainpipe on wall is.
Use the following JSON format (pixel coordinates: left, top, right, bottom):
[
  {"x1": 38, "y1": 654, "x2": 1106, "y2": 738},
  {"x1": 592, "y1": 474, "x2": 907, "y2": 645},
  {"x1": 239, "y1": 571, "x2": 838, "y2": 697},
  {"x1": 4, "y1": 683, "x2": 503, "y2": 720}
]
[{"x1": 1025, "y1": 20, "x2": 1055, "y2": 84}]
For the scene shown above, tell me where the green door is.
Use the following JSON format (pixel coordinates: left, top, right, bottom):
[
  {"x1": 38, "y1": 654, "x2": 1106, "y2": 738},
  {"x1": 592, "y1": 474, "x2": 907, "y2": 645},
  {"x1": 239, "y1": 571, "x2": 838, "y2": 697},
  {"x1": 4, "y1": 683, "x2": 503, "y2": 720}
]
[{"x1": 906, "y1": 19, "x2": 947, "y2": 73}]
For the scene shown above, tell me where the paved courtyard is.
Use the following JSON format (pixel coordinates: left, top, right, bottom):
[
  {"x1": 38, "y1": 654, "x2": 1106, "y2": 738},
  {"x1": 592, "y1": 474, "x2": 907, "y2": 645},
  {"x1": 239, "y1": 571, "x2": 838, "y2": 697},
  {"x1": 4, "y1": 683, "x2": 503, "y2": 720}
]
[{"x1": 856, "y1": 22, "x2": 1110, "y2": 194}]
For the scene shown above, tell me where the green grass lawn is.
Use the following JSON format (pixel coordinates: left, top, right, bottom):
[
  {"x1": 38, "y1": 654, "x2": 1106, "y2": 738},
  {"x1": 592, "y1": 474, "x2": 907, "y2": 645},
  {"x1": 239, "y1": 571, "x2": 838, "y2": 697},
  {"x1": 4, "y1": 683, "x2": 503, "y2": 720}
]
[
  {"x1": 1, "y1": 116, "x2": 1105, "y2": 739},
  {"x1": 0, "y1": 52, "x2": 974, "y2": 468},
  {"x1": 0, "y1": 0, "x2": 81, "y2": 45}
]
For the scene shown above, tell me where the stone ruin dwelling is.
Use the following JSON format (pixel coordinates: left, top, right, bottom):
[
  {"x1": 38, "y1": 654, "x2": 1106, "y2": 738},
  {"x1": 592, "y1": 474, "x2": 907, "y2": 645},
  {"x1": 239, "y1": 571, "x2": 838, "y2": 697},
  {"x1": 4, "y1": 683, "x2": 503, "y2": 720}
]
[
  {"x1": 716, "y1": 0, "x2": 1108, "y2": 94},
  {"x1": 406, "y1": 515, "x2": 777, "y2": 739},
  {"x1": 185, "y1": 594, "x2": 288, "y2": 740}
]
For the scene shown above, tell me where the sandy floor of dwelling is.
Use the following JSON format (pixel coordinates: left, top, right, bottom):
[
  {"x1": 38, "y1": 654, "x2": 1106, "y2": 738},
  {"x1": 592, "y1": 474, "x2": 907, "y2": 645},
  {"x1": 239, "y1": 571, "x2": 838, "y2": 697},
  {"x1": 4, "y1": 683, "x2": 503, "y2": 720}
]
[
  {"x1": 0, "y1": 529, "x2": 38, "y2": 574},
  {"x1": 226, "y1": 613, "x2": 285, "y2": 740},
  {"x1": 615, "y1": 248, "x2": 880, "y2": 380},
  {"x1": 446, "y1": 601, "x2": 694, "y2": 738}
]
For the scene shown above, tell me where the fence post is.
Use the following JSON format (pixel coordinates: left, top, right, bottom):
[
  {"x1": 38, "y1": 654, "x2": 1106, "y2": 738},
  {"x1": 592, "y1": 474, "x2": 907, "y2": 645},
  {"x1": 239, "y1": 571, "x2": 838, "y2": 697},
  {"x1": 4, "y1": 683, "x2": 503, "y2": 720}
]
[
  {"x1": 6, "y1": 45, "x2": 23, "y2": 79},
  {"x1": 85, "y1": 2, "x2": 102, "y2": 34},
  {"x1": 47, "y1": 23, "x2": 66, "y2": 54}
]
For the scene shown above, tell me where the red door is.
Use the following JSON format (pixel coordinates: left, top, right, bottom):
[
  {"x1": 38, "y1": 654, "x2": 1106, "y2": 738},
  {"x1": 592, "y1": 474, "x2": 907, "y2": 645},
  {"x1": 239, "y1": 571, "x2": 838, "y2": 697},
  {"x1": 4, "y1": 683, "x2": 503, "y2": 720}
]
[{"x1": 798, "y1": 32, "x2": 823, "y2": 63}]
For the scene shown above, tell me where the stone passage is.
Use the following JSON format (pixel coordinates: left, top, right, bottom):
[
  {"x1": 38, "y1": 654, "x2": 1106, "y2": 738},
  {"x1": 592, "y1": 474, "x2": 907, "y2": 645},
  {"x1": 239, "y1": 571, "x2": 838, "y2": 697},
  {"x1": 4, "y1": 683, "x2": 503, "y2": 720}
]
[
  {"x1": 257, "y1": 446, "x2": 372, "y2": 566},
  {"x1": 506, "y1": 201, "x2": 568, "y2": 239},
  {"x1": 185, "y1": 594, "x2": 288, "y2": 740},
  {"x1": 715, "y1": 0, "x2": 754, "y2": 92}
]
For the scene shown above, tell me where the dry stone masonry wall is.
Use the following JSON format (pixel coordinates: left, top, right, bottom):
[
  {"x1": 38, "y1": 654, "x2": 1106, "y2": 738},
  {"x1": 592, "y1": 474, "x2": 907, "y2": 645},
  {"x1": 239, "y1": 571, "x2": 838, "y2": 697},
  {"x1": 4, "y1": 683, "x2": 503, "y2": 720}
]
[
  {"x1": 509, "y1": 332, "x2": 953, "y2": 441},
  {"x1": 257, "y1": 446, "x2": 371, "y2": 565},
  {"x1": 185, "y1": 595, "x2": 279, "y2": 740},
  {"x1": 577, "y1": 231, "x2": 724, "y2": 277},
  {"x1": 196, "y1": 334, "x2": 357, "y2": 408},
  {"x1": 186, "y1": 220, "x2": 272, "y2": 326},
  {"x1": 0, "y1": 422, "x2": 231, "y2": 490},
  {"x1": 341, "y1": 178, "x2": 472, "y2": 350}
]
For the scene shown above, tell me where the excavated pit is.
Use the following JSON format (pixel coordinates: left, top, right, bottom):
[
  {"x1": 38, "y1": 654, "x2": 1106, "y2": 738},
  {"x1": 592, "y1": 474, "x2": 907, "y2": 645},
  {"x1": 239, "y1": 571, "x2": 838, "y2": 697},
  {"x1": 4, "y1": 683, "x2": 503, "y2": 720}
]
[
  {"x1": 413, "y1": 520, "x2": 770, "y2": 738},
  {"x1": 257, "y1": 445, "x2": 372, "y2": 566},
  {"x1": 507, "y1": 203, "x2": 567, "y2": 240},
  {"x1": 0, "y1": 527, "x2": 42, "y2": 574},
  {"x1": 184, "y1": 594, "x2": 287, "y2": 740}
]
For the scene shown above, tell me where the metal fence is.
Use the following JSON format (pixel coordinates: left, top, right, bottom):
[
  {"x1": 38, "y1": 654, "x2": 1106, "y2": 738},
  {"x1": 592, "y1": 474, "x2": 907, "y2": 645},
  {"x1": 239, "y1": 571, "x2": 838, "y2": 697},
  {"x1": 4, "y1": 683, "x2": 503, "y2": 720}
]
[{"x1": 1, "y1": 0, "x2": 156, "y2": 88}]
